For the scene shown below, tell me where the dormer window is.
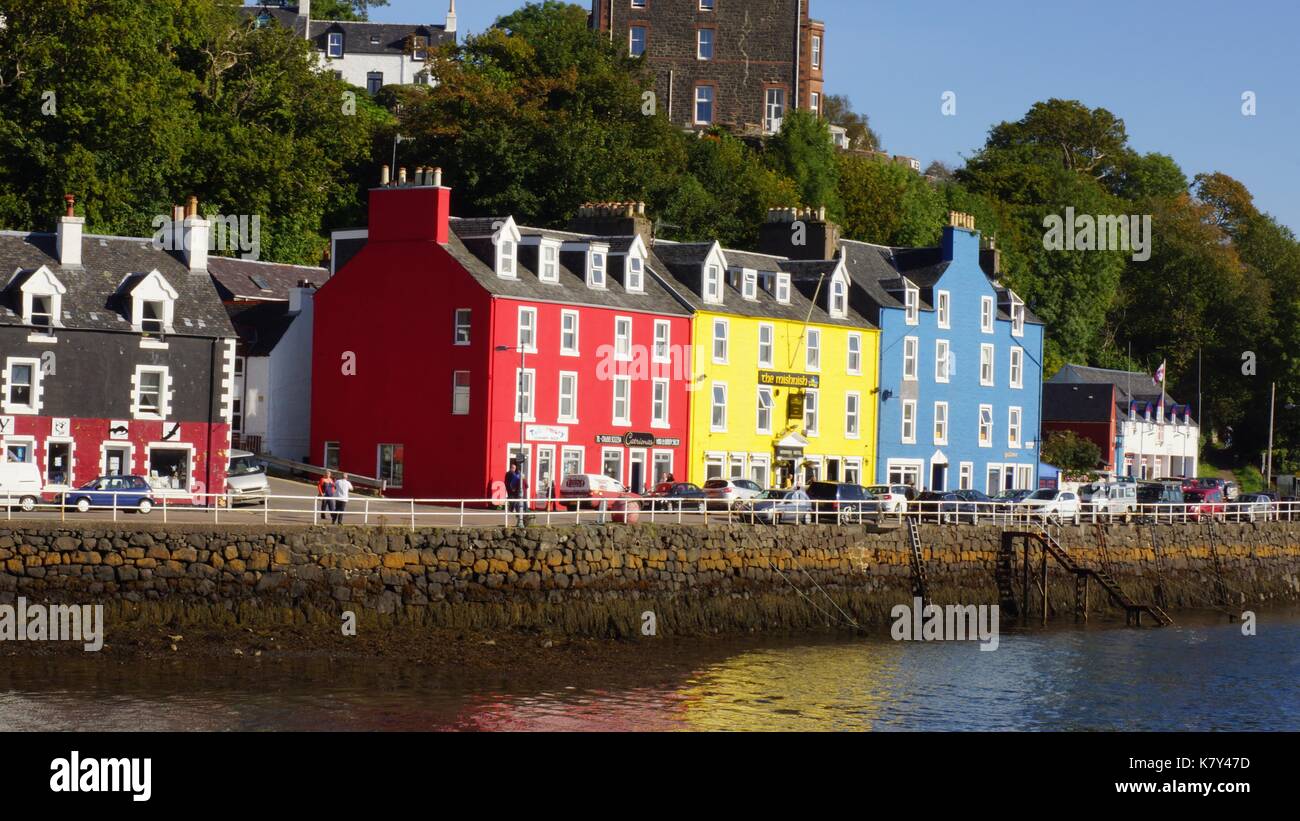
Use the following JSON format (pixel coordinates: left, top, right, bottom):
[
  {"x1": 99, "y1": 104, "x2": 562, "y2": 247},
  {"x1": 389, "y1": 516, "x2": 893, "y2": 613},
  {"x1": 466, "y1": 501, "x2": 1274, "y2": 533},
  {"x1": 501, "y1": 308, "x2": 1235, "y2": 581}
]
[
  {"x1": 829, "y1": 275, "x2": 847, "y2": 318},
  {"x1": 327, "y1": 32, "x2": 344, "y2": 58},
  {"x1": 19, "y1": 266, "x2": 66, "y2": 333},
  {"x1": 539, "y1": 241, "x2": 560, "y2": 283},
  {"x1": 1010, "y1": 295, "x2": 1025, "y2": 336},
  {"x1": 494, "y1": 219, "x2": 521, "y2": 278},
  {"x1": 626, "y1": 254, "x2": 645, "y2": 293},
  {"x1": 742, "y1": 269, "x2": 757, "y2": 301},
  {"x1": 411, "y1": 35, "x2": 428, "y2": 60},
  {"x1": 30, "y1": 295, "x2": 54, "y2": 327},
  {"x1": 704, "y1": 264, "x2": 723, "y2": 303},
  {"x1": 127, "y1": 270, "x2": 178, "y2": 338},
  {"x1": 775, "y1": 272, "x2": 791, "y2": 304},
  {"x1": 588, "y1": 248, "x2": 608, "y2": 288}
]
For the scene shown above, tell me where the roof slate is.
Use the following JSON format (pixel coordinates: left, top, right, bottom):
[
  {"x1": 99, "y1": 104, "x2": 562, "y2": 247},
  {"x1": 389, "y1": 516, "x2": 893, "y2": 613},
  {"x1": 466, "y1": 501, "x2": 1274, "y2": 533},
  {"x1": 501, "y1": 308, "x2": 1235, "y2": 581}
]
[{"x1": 209, "y1": 256, "x2": 328, "y2": 302}]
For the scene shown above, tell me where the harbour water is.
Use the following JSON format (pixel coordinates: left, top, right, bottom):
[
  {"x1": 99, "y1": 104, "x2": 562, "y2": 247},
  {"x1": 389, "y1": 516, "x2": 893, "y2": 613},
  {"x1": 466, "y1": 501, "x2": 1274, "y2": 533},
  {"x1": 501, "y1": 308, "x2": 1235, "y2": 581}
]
[{"x1": 1, "y1": 609, "x2": 1296, "y2": 731}]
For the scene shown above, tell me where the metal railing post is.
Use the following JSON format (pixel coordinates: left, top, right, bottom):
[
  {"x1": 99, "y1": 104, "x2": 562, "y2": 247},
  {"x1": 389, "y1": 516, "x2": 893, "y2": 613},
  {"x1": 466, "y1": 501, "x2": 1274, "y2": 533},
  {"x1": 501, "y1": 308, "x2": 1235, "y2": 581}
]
[
  {"x1": 410, "y1": 498, "x2": 416, "y2": 532},
  {"x1": 112, "y1": 492, "x2": 118, "y2": 522}
]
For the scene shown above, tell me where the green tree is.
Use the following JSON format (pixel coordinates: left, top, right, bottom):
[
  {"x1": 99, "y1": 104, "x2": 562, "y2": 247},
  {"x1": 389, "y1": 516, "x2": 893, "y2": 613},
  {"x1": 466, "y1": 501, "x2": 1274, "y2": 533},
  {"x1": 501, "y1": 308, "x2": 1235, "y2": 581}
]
[
  {"x1": 311, "y1": 0, "x2": 391, "y2": 21},
  {"x1": 765, "y1": 109, "x2": 840, "y2": 214},
  {"x1": 1041, "y1": 431, "x2": 1103, "y2": 474},
  {"x1": 821, "y1": 94, "x2": 880, "y2": 151}
]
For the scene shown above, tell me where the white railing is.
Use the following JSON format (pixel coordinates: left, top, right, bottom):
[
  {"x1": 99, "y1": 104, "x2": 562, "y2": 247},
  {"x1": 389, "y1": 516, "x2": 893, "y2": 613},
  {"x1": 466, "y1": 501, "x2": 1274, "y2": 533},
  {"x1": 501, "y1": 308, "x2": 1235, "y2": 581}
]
[{"x1": 0, "y1": 491, "x2": 1292, "y2": 529}]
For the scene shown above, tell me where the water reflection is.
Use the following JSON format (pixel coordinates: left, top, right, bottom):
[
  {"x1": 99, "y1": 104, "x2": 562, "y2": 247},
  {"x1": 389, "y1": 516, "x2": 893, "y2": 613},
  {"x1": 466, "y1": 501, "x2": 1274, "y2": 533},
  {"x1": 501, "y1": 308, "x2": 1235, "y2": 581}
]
[{"x1": 1, "y1": 610, "x2": 1296, "y2": 731}]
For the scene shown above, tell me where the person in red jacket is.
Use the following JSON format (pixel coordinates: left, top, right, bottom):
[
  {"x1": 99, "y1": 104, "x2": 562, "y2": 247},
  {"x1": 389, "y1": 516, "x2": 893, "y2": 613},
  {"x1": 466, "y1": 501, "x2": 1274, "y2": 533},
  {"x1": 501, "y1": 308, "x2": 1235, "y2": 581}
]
[{"x1": 316, "y1": 471, "x2": 335, "y2": 523}]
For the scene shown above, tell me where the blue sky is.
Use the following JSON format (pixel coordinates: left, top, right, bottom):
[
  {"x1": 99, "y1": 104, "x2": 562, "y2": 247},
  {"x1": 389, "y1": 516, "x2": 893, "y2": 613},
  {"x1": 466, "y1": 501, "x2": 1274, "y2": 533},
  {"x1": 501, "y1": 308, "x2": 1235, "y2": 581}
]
[{"x1": 377, "y1": 0, "x2": 1300, "y2": 232}]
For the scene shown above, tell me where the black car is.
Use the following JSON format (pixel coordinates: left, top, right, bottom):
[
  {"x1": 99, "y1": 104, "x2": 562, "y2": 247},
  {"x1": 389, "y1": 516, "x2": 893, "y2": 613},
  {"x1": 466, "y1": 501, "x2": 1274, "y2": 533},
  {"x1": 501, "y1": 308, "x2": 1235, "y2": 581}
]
[
  {"x1": 914, "y1": 490, "x2": 968, "y2": 523},
  {"x1": 804, "y1": 481, "x2": 881, "y2": 524},
  {"x1": 953, "y1": 489, "x2": 999, "y2": 521},
  {"x1": 643, "y1": 481, "x2": 707, "y2": 512}
]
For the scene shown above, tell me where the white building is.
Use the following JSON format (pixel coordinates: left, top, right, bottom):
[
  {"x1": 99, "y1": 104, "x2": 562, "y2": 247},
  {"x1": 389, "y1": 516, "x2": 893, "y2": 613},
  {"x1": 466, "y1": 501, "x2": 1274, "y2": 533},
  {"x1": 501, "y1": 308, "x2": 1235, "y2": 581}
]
[
  {"x1": 209, "y1": 258, "x2": 329, "y2": 461},
  {"x1": 244, "y1": 1, "x2": 457, "y2": 93}
]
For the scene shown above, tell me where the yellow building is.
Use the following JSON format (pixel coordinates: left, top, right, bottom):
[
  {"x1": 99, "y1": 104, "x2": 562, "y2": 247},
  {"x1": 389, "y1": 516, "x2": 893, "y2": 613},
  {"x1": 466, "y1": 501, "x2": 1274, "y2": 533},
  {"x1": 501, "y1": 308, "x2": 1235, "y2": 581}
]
[{"x1": 651, "y1": 242, "x2": 880, "y2": 487}]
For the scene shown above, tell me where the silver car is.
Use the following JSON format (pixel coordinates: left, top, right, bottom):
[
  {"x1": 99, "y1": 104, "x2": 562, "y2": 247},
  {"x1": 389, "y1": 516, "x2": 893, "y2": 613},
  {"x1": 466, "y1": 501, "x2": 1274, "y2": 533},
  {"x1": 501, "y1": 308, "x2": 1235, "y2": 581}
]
[
  {"x1": 737, "y1": 489, "x2": 813, "y2": 524},
  {"x1": 702, "y1": 478, "x2": 764, "y2": 510},
  {"x1": 226, "y1": 449, "x2": 270, "y2": 506}
]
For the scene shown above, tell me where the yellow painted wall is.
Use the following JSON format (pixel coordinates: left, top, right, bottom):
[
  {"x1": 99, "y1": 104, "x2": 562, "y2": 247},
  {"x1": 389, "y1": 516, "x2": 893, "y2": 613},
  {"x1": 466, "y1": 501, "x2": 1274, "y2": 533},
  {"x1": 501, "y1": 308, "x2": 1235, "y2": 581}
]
[{"x1": 687, "y1": 310, "x2": 880, "y2": 488}]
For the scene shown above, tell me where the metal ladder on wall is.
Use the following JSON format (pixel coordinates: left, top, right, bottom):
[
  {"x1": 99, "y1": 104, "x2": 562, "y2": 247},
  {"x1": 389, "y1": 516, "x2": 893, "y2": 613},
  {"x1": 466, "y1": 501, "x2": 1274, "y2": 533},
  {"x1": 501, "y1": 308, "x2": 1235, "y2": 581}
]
[
  {"x1": 905, "y1": 516, "x2": 931, "y2": 608},
  {"x1": 1202, "y1": 518, "x2": 1236, "y2": 610},
  {"x1": 1035, "y1": 524, "x2": 1173, "y2": 626},
  {"x1": 1147, "y1": 521, "x2": 1170, "y2": 610}
]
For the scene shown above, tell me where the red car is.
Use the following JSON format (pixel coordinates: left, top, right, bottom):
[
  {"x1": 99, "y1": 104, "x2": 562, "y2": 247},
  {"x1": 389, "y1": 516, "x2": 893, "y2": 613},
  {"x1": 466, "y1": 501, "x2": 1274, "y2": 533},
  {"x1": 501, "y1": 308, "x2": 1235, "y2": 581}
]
[{"x1": 1184, "y1": 487, "x2": 1226, "y2": 521}]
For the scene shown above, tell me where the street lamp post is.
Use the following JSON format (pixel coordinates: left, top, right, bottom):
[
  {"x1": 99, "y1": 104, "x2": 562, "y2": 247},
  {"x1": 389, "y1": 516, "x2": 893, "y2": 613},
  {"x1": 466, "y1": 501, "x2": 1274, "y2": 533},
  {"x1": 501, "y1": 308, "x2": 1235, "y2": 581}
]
[{"x1": 496, "y1": 344, "x2": 528, "y2": 525}]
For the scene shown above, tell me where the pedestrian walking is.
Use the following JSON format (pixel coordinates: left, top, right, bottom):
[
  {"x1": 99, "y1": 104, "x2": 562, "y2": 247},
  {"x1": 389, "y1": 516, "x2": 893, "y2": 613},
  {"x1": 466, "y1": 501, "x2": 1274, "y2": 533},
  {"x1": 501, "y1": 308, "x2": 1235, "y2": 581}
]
[
  {"x1": 333, "y1": 472, "x2": 353, "y2": 524},
  {"x1": 505, "y1": 460, "x2": 524, "y2": 524},
  {"x1": 316, "y1": 470, "x2": 335, "y2": 523}
]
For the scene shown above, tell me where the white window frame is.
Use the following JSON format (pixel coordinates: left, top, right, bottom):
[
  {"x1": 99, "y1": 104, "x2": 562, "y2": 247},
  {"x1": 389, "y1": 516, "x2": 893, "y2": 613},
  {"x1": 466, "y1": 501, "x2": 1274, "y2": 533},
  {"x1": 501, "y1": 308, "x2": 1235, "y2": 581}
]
[
  {"x1": 453, "y1": 308, "x2": 472, "y2": 345},
  {"x1": 588, "y1": 247, "x2": 608, "y2": 288},
  {"x1": 804, "y1": 388, "x2": 819, "y2": 436},
  {"x1": 758, "y1": 322, "x2": 774, "y2": 368},
  {"x1": 756, "y1": 386, "x2": 773, "y2": 435},
  {"x1": 712, "y1": 318, "x2": 729, "y2": 364},
  {"x1": 612, "y1": 375, "x2": 632, "y2": 425},
  {"x1": 558, "y1": 371, "x2": 579, "y2": 423},
  {"x1": 652, "y1": 378, "x2": 670, "y2": 428},
  {"x1": 978, "y1": 404, "x2": 993, "y2": 448},
  {"x1": 697, "y1": 28, "x2": 714, "y2": 60},
  {"x1": 903, "y1": 336, "x2": 918, "y2": 381},
  {"x1": 626, "y1": 253, "x2": 645, "y2": 293},
  {"x1": 1008, "y1": 406, "x2": 1023, "y2": 449},
  {"x1": 981, "y1": 296, "x2": 995, "y2": 333},
  {"x1": 1011, "y1": 297, "x2": 1025, "y2": 337},
  {"x1": 695, "y1": 84, "x2": 714, "y2": 124},
  {"x1": 904, "y1": 284, "x2": 919, "y2": 325},
  {"x1": 980, "y1": 343, "x2": 995, "y2": 386},
  {"x1": 703, "y1": 263, "x2": 723, "y2": 303},
  {"x1": 741, "y1": 268, "x2": 757, "y2": 300},
  {"x1": 933, "y1": 401, "x2": 948, "y2": 446},
  {"x1": 1010, "y1": 347, "x2": 1024, "y2": 389},
  {"x1": 614, "y1": 316, "x2": 633, "y2": 361},
  {"x1": 805, "y1": 328, "x2": 821, "y2": 372},
  {"x1": 539, "y1": 240, "x2": 561, "y2": 283},
  {"x1": 959, "y1": 462, "x2": 973, "y2": 491},
  {"x1": 2, "y1": 357, "x2": 41, "y2": 415},
  {"x1": 517, "y1": 306, "x2": 537, "y2": 353},
  {"x1": 629, "y1": 25, "x2": 647, "y2": 56},
  {"x1": 845, "y1": 392, "x2": 861, "y2": 439},
  {"x1": 811, "y1": 34, "x2": 822, "y2": 69},
  {"x1": 775, "y1": 272, "x2": 791, "y2": 304},
  {"x1": 327, "y1": 32, "x2": 343, "y2": 58},
  {"x1": 829, "y1": 275, "x2": 847, "y2": 318},
  {"x1": 497, "y1": 236, "x2": 518, "y2": 279},
  {"x1": 846, "y1": 333, "x2": 862, "y2": 375},
  {"x1": 653, "y1": 320, "x2": 671, "y2": 363},
  {"x1": 452, "y1": 371, "x2": 471, "y2": 415},
  {"x1": 514, "y1": 368, "x2": 536, "y2": 422},
  {"x1": 710, "y1": 382, "x2": 728, "y2": 433},
  {"x1": 131, "y1": 365, "x2": 171, "y2": 420},
  {"x1": 901, "y1": 400, "x2": 917, "y2": 444},
  {"x1": 936, "y1": 290, "x2": 950, "y2": 329},
  {"x1": 934, "y1": 339, "x2": 950, "y2": 383},
  {"x1": 560, "y1": 309, "x2": 580, "y2": 356}
]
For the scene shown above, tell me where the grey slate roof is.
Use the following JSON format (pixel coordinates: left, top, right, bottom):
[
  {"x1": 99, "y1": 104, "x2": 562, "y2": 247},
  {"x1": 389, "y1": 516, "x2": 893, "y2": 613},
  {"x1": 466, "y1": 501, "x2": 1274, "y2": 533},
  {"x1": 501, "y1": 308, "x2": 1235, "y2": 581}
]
[
  {"x1": 209, "y1": 256, "x2": 328, "y2": 302},
  {"x1": 226, "y1": 300, "x2": 299, "y2": 357},
  {"x1": 308, "y1": 20, "x2": 452, "y2": 56},
  {"x1": 649, "y1": 241, "x2": 877, "y2": 330},
  {"x1": 0, "y1": 231, "x2": 236, "y2": 338},
  {"x1": 1048, "y1": 364, "x2": 1195, "y2": 423},
  {"x1": 443, "y1": 218, "x2": 689, "y2": 316}
]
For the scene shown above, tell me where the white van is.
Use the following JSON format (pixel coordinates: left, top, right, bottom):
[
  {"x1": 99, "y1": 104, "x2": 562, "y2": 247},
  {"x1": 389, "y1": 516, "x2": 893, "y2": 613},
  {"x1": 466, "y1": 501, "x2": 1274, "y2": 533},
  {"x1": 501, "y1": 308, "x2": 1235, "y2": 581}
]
[
  {"x1": 0, "y1": 462, "x2": 44, "y2": 511},
  {"x1": 226, "y1": 449, "x2": 269, "y2": 506},
  {"x1": 558, "y1": 473, "x2": 636, "y2": 510},
  {"x1": 1079, "y1": 481, "x2": 1138, "y2": 520}
]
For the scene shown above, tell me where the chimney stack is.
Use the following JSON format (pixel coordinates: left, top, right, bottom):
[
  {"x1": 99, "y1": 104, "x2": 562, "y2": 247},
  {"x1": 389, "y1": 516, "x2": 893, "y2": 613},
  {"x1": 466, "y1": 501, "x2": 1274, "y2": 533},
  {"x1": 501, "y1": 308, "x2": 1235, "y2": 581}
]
[
  {"x1": 288, "y1": 280, "x2": 314, "y2": 316},
  {"x1": 182, "y1": 196, "x2": 210, "y2": 272},
  {"x1": 369, "y1": 161, "x2": 451, "y2": 244},
  {"x1": 758, "y1": 204, "x2": 840, "y2": 260},
  {"x1": 381, "y1": 164, "x2": 391, "y2": 186},
  {"x1": 445, "y1": 0, "x2": 457, "y2": 34},
  {"x1": 566, "y1": 200, "x2": 654, "y2": 245},
  {"x1": 56, "y1": 194, "x2": 84, "y2": 267}
]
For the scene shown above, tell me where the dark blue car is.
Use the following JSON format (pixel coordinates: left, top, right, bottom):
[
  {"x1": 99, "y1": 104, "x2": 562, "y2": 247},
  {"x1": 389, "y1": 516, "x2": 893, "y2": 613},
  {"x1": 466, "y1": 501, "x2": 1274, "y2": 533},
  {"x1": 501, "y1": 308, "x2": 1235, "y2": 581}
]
[{"x1": 61, "y1": 475, "x2": 156, "y2": 514}]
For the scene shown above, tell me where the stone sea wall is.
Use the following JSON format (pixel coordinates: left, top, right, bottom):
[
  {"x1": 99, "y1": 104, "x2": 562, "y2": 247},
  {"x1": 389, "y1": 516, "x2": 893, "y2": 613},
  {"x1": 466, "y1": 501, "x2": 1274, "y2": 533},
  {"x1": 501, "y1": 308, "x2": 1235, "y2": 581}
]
[{"x1": 2, "y1": 522, "x2": 1299, "y2": 637}]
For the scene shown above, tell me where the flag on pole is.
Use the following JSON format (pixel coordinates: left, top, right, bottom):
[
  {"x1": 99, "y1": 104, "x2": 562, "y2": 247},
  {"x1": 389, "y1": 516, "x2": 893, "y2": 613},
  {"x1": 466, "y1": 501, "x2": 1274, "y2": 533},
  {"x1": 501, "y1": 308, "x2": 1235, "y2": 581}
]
[{"x1": 1153, "y1": 360, "x2": 1166, "y2": 386}]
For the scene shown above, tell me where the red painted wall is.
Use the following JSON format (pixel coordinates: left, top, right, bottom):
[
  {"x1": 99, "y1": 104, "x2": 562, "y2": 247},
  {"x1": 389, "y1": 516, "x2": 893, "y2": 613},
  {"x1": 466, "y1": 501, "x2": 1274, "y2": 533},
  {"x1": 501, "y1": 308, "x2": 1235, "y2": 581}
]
[
  {"x1": 1042, "y1": 420, "x2": 1116, "y2": 470},
  {"x1": 4, "y1": 415, "x2": 229, "y2": 499}
]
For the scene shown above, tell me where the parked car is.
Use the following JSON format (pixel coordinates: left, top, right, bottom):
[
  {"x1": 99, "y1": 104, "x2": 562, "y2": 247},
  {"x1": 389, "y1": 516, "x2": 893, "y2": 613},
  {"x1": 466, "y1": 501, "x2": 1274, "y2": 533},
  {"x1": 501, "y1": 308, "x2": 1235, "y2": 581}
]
[
  {"x1": 993, "y1": 489, "x2": 1034, "y2": 512},
  {"x1": 1137, "y1": 482, "x2": 1184, "y2": 522},
  {"x1": 804, "y1": 481, "x2": 881, "y2": 524},
  {"x1": 226, "y1": 449, "x2": 270, "y2": 506},
  {"x1": 702, "y1": 478, "x2": 764, "y2": 510},
  {"x1": 1184, "y1": 487, "x2": 1226, "y2": 521},
  {"x1": 0, "y1": 461, "x2": 43, "y2": 512},
  {"x1": 1078, "y1": 481, "x2": 1138, "y2": 521},
  {"x1": 915, "y1": 490, "x2": 969, "y2": 523},
  {"x1": 1233, "y1": 493, "x2": 1275, "y2": 522},
  {"x1": 953, "y1": 489, "x2": 1000, "y2": 521},
  {"x1": 1014, "y1": 489, "x2": 1081, "y2": 523},
  {"x1": 737, "y1": 489, "x2": 814, "y2": 525},
  {"x1": 643, "y1": 481, "x2": 707, "y2": 512},
  {"x1": 59, "y1": 475, "x2": 155, "y2": 514},
  {"x1": 865, "y1": 484, "x2": 914, "y2": 515},
  {"x1": 558, "y1": 473, "x2": 640, "y2": 510}
]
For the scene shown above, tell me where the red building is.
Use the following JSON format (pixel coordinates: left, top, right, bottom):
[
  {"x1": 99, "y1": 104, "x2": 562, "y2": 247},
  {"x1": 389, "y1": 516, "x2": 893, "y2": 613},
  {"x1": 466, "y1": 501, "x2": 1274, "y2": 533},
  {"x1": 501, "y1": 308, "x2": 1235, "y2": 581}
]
[{"x1": 312, "y1": 171, "x2": 693, "y2": 499}]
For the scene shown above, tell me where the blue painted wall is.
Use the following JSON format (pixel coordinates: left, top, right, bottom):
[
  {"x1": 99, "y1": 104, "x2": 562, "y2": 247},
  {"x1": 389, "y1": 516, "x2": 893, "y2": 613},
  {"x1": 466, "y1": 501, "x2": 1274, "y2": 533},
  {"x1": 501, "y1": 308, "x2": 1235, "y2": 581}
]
[{"x1": 874, "y1": 226, "x2": 1045, "y2": 492}]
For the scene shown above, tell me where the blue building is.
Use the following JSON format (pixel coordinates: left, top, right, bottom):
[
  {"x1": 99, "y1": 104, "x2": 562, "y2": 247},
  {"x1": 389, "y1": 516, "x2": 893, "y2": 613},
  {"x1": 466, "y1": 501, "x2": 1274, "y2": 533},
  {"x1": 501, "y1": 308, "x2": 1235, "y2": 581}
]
[{"x1": 839, "y1": 213, "x2": 1046, "y2": 493}]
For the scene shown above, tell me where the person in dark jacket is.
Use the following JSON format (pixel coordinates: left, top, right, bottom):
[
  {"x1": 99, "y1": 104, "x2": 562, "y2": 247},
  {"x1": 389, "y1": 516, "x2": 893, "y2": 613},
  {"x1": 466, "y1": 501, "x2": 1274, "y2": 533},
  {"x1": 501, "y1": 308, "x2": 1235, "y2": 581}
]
[{"x1": 316, "y1": 471, "x2": 335, "y2": 522}]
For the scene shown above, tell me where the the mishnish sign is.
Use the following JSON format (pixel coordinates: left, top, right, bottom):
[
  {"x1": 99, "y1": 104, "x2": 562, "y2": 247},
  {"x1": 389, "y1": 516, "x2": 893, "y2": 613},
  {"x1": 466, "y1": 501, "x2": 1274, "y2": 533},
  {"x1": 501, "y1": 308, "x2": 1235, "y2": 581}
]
[{"x1": 759, "y1": 371, "x2": 820, "y2": 389}]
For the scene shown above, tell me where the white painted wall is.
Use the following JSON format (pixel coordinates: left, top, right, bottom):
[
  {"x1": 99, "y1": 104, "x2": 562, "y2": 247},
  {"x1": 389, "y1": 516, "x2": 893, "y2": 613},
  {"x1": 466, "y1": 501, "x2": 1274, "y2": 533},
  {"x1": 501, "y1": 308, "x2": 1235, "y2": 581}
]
[
  {"x1": 1121, "y1": 419, "x2": 1199, "y2": 478},
  {"x1": 266, "y1": 293, "x2": 315, "y2": 462},
  {"x1": 315, "y1": 52, "x2": 433, "y2": 90}
]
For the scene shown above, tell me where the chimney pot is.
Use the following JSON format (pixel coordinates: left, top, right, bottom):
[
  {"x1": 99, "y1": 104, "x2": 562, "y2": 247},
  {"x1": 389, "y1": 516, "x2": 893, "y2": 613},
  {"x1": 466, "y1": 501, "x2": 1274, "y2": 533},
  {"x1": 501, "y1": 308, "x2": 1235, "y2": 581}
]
[
  {"x1": 186, "y1": 196, "x2": 198, "y2": 218},
  {"x1": 433, "y1": 167, "x2": 443, "y2": 187},
  {"x1": 56, "y1": 195, "x2": 85, "y2": 267},
  {"x1": 381, "y1": 165, "x2": 391, "y2": 186},
  {"x1": 398, "y1": 167, "x2": 407, "y2": 185}
]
